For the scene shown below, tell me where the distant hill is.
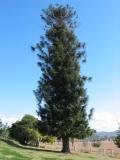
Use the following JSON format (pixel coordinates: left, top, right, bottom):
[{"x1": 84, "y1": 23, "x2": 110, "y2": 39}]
[
  {"x1": 96, "y1": 131, "x2": 117, "y2": 139},
  {"x1": 86, "y1": 131, "x2": 117, "y2": 141}
]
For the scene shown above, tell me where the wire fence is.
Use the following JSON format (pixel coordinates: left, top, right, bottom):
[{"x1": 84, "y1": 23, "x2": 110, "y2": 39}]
[{"x1": 43, "y1": 140, "x2": 120, "y2": 158}]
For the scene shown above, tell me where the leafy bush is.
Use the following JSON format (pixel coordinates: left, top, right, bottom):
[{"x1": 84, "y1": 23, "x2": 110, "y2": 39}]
[
  {"x1": 27, "y1": 128, "x2": 42, "y2": 146},
  {"x1": 41, "y1": 136, "x2": 56, "y2": 144},
  {"x1": 9, "y1": 114, "x2": 56, "y2": 146},
  {"x1": 9, "y1": 115, "x2": 40, "y2": 145}
]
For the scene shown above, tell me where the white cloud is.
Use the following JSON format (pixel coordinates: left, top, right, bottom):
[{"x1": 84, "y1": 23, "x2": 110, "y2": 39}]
[
  {"x1": 90, "y1": 111, "x2": 120, "y2": 132},
  {"x1": 0, "y1": 117, "x2": 20, "y2": 126},
  {"x1": 0, "y1": 114, "x2": 38, "y2": 126},
  {"x1": 1, "y1": 112, "x2": 120, "y2": 132}
]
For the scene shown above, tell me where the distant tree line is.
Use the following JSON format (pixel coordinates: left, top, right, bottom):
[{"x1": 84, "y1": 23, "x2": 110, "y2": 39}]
[{"x1": 0, "y1": 119, "x2": 9, "y2": 138}]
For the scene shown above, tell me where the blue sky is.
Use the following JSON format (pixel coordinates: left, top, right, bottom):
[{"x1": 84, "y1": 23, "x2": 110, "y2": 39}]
[{"x1": 0, "y1": 0, "x2": 120, "y2": 131}]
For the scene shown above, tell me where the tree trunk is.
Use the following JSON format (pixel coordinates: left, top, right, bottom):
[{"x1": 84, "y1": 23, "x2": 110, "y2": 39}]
[{"x1": 62, "y1": 137, "x2": 70, "y2": 153}]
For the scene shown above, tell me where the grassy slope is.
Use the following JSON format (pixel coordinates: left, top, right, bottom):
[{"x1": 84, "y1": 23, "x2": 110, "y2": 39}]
[{"x1": 0, "y1": 140, "x2": 118, "y2": 160}]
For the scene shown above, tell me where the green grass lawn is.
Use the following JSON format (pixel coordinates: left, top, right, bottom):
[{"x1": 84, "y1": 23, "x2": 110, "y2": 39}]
[{"x1": 0, "y1": 139, "x2": 119, "y2": 160}]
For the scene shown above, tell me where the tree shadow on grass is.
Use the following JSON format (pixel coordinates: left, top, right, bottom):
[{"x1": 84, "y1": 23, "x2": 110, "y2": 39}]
[{"x1": 0, "y1": 138, "x2": 60, "y2": 154}]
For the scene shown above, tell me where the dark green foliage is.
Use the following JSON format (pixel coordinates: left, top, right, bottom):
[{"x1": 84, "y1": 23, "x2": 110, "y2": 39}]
[
  {"x1": 33, "y1": 4, "x2": 93, "y2": 153},
  {"x1": 115, "y1": 136, "x2": 120, "y2": 148},
  {"x1": 114, "y1": 127, "x2": 120, "y2": 148}
]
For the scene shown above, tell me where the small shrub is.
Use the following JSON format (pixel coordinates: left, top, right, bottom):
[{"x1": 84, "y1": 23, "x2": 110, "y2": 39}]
[{"x1": 92, "y1": 141, "x2": 101, "y2": 147}]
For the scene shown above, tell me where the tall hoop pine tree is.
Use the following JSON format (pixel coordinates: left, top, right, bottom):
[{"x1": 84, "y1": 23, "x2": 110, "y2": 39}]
[{"x1": 32, "y1": 4, "x2": 94, "y2": 153}]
